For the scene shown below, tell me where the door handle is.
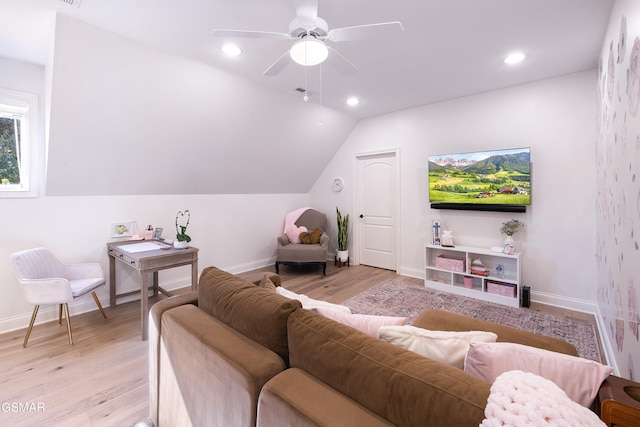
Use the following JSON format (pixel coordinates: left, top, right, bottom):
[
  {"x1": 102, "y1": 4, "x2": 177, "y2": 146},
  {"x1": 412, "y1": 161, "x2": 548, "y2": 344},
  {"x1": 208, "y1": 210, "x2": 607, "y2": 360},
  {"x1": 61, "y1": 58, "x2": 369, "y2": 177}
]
[{"x1": 359, "y1": 214, "x2": 364, "y2": 218}]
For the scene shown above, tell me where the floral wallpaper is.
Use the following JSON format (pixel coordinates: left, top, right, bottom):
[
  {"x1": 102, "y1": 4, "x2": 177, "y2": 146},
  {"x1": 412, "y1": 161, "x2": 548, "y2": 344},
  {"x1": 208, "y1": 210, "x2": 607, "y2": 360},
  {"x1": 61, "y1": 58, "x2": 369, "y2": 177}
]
[{"x1": 597, "y1": 1, "x2": 640, "y2": 381}]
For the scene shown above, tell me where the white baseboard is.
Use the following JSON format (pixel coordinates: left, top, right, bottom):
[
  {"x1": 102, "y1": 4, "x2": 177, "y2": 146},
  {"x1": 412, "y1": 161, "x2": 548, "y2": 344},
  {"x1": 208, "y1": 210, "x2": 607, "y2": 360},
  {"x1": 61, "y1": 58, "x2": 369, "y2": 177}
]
[
  {"x1": 398, "y1": 266, "x2": 423, "y2": 279},
  {"x1": 593, "y1": 306, "x2": 619, "y2": 375},
  {"x1": 224, "y1": 257, "x2": 276, "y2": 275}
]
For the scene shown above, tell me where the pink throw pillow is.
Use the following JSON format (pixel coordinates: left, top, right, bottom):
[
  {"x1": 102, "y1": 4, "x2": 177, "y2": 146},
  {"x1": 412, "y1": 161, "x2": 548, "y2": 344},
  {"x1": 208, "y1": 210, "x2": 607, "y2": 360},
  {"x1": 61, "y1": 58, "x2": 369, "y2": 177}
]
[
  {"x1": 285, "y1": 224, "x2": 307, "y2": 244},
  {"x1": 464, "y1": 341, "x2": 613, "y2": 407},
  {"x1": 314, "y1": 307, "x2": 406, "y2": 337}
]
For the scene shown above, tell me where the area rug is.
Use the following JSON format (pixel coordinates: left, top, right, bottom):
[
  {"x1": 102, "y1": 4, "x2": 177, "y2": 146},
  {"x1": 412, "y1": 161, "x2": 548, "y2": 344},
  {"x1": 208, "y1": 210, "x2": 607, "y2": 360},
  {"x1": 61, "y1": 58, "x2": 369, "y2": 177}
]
[{"x1": 342, "y1": 280, "x2": 602, "y2": 363}]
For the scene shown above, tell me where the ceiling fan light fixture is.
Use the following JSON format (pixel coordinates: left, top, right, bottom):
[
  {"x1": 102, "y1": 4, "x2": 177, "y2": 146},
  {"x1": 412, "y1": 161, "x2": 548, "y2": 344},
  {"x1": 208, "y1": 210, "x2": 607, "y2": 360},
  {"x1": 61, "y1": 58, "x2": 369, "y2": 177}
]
[
  {"x1": 222, "y1": 43, "x2": 242, "y2": 56},
  {"x1": 346, "y1": 97, "x2": 360, "y2": 106},
  {"x1": 290, "y1": 38, "x2": 329, "y2": 66},
  {"x1": 504, "y1": 52, "x2": 526, "y2": 64}
]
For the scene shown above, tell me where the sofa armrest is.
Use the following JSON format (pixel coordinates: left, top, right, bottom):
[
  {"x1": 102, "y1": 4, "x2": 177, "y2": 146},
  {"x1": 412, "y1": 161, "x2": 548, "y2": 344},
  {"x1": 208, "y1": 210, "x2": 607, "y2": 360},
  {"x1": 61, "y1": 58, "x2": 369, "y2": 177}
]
[
  {"x1": 320, "y1": 232, "x2": 329, "y2": 246},
  {"x1": 598, "y1": 375, "x2": 640, "y2": 426},
  {"x1": 158, "y1": 305, "x2": 287, "y2": 427},
  {"x1": 149, "y1": 291, "x2": 198, "y2": 425},
  {"x1": 277, "y1": 234, "x2": 290, "y2": 246}
]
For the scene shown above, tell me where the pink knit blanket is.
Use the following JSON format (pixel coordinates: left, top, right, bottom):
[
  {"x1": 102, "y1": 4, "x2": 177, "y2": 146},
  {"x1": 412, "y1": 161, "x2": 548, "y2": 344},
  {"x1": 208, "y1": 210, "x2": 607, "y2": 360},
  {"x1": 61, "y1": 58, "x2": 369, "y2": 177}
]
[{"x1": 481, "y1": 370, "x2": 605, "y2": 427}]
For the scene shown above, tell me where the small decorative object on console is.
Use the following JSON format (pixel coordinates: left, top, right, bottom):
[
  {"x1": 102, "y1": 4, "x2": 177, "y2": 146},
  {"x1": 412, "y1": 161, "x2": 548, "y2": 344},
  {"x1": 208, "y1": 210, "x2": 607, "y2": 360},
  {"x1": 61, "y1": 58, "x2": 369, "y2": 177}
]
[
  {"x1": 470, "y1": 259, "x2": 488, "y2": 276},
  {"x1": 500, "y1": 219, "x2": 524, "y2": 254},
  {"x1": 432, "y1": 219, "x2": 441, "y2": 246},
  {"x1": 441, "y1": 230, "x2": 454, "y2": 247}
]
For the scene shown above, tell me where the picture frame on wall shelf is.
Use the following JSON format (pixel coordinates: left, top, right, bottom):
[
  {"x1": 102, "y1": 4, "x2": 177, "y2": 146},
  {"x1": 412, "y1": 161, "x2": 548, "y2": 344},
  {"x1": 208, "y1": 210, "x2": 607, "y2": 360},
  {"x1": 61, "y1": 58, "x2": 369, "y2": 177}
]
[{"x1": 111, "y1": 221, "x2": 136, "y2": 238}]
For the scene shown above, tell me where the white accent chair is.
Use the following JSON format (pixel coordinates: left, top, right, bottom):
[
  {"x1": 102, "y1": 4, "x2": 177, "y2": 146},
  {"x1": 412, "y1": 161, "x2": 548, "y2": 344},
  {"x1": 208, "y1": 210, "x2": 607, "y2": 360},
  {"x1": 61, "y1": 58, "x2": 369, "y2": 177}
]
[{"x1": 10, "y1": 247, "x2": 108, "y2": 347}]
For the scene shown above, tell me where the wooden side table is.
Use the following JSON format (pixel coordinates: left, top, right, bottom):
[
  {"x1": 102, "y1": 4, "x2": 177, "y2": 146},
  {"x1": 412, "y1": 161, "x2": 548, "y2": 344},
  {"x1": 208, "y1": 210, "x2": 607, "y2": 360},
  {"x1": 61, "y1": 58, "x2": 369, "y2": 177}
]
[
  {"x1": 108, "y1": 240, "x2": 199, "y2": 340},
  {"x1": 598, "y1": 375, "x2": 640, "y2": 427}
]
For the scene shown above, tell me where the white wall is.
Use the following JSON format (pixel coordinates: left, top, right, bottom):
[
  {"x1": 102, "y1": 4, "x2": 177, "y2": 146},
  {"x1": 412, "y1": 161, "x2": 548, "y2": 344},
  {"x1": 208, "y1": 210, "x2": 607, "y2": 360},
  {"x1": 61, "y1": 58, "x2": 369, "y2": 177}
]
[
  {"x1": 0, "y1": 32, "x2": 320, "y2": 334},
  {"x1": 0, "y1": 54, "x2": 310, "y2": 332},
  {"x1": 45, "y1": 15, "x2": 356, "y2": 196},
  {"x1": 310, "y1": 71, "x2": 598, "y2": 311},
  {"x1": 0, "y1": 192, "x2": 308, "y2": 333}
]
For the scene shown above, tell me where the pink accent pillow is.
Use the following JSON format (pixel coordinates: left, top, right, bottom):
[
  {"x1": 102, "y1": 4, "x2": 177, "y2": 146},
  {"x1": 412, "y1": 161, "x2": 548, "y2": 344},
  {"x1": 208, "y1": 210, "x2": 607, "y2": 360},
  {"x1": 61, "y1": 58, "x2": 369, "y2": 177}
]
[
  {"x1": 313, "y1": 307, "x2": 406, "y2": 337},
  {"x1": 285, "y1": 224, "x2": 307, "y2": 244},
  {"x1": 464, "y1": 341, "x2": 613, "y2": 407}
]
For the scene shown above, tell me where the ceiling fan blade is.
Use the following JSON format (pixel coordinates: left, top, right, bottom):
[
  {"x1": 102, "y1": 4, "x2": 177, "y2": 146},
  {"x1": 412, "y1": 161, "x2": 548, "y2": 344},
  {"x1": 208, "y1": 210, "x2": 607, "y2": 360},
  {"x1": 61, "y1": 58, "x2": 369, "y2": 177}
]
[
  {"x1": 294, "y1": 0, "x2": 319, "y2": 25},
  {"x1": 327, "y1": 21, "x2": 404, "y2": 42},
  {"x1": 326, "y1": 46, "x2": 358, "y2": 76},
  {"x1": 212, "y1": 29, "x2": 291, "y2": 40},
  {"x1": 263, "y1": 50, "x2": 293, "y2": 76}
]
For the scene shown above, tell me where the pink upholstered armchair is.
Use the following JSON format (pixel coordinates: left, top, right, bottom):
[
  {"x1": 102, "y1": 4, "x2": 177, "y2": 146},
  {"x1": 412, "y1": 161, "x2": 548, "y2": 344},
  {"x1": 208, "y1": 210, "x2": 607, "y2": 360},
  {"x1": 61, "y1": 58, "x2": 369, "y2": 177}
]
[
  {"x1": 275, "y1": 209, "x2": 328, "y2": 275},
  {"x1": 10, "y1": 247, "x2": 108, "y2": 347}
]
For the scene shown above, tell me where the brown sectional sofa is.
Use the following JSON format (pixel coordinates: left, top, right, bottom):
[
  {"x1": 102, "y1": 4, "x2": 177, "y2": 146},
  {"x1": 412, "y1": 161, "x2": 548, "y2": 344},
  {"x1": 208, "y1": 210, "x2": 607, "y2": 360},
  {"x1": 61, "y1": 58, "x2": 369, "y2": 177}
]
[{"x1": 148, "y1": 266, "x2": 580, "y2": 427}]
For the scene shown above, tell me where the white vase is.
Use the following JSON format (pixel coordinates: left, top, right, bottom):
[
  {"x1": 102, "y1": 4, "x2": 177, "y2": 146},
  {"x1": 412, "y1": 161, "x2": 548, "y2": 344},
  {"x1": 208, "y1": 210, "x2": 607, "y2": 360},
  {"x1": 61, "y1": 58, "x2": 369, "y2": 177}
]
[
  {"x1": 174, "y1": 240, "x2": 189, "y2": 249},
  {"x1": 337, "y1": 249, "x2": 349, "y2": 262},
  {"x1": 503, "y1": 236, "x2": 515, "y2": 255}
]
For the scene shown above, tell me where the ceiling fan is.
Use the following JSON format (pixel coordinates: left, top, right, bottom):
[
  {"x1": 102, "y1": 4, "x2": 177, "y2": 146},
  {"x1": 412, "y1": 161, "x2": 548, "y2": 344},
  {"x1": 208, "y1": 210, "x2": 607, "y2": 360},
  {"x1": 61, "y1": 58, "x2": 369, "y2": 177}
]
[{"x1": 211, "y1": 0, "x2": 404, "y2": 76}]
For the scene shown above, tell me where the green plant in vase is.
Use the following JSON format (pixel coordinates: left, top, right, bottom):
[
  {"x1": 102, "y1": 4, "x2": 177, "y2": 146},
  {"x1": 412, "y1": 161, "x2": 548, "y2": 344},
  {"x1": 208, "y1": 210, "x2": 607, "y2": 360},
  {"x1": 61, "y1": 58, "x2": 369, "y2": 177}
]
[
  {"x1": 336, "y1": 207, "x2": 349, "y2": 261},
  {"x1": 500, "y1": 219, "x2": 523, "y2": 254},
  {"x1": 174, "y1": 210, "x2": 191, "y2": 248}
]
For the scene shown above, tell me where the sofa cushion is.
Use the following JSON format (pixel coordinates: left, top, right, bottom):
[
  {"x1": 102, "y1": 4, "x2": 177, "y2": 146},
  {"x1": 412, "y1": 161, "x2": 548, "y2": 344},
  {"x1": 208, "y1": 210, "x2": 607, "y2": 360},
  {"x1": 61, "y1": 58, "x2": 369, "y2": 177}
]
[
  {"x1": 276, "y1": 286, "x2": 351, "y2": 313},
  {"x1": 378, "y1": 325, "x2": 497, "y2": 369},
  {"x1": 413, "y1": 309, "x2": 579, "y2": 356},
  {"x1": 257, "y1": 368, "x2": 393, "y2": 427},
  {"x1": 198, "y1": 266, "x2": 302, "y2": 362},
  {"x1": 258, "y1": 274, "x2": 277, "y2": 291},
  {"x1": 287, "y1": 309, "x2": 491, "y2": 427},
  {"x1": 313, "y1": 307, "x2": 406, "y2": 338},
  {"x1": 464, "y1": 341, "x2": 613, "y2": 407}
]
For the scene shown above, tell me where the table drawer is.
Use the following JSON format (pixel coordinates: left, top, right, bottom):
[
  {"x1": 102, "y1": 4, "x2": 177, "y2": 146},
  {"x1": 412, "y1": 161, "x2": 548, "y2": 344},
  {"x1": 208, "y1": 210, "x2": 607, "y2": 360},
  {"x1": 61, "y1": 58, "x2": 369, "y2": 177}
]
[
  {"x1": 143, "y1": 252, "x2": 196, "y2": 269},
  {"x1": 110, "y1": 249, "x2": 140, "y2": 268}
]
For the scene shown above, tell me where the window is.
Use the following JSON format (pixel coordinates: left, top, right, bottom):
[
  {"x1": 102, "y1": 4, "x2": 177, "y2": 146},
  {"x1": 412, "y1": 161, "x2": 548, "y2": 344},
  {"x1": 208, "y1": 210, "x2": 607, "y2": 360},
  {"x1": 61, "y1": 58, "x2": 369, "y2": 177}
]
[{"x1": 0, "y1": 88, "x2": 38, "y2": 197}]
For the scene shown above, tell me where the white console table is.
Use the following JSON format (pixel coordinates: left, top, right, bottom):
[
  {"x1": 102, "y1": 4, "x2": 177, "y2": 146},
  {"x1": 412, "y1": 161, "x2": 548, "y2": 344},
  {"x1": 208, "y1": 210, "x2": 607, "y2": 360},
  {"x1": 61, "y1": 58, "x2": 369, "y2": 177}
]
[{"x1": 424, "y1": 244, "x2": 521, "y2": 307}]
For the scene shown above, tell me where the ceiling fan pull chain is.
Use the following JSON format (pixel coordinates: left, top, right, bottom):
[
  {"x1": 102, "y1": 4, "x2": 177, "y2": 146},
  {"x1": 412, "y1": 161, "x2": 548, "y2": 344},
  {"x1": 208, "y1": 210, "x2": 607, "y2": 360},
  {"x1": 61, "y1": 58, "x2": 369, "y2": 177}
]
[{"x1": 303, "y1": 55, "x2": 309, "y2": 102}]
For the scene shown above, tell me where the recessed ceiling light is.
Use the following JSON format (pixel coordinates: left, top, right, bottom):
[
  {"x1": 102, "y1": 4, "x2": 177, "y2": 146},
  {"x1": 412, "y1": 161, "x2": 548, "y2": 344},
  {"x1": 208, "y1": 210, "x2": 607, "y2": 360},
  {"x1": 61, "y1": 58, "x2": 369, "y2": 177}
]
[
  {"x1": 504, "y1": 52, "x2": 525, "y2": 64},
  {"x1": 221, "y1": 44, "x2": 242, "y2": 57},
  {"x1": 346, "y1": 97, "x2": 360, "y2": 106}
]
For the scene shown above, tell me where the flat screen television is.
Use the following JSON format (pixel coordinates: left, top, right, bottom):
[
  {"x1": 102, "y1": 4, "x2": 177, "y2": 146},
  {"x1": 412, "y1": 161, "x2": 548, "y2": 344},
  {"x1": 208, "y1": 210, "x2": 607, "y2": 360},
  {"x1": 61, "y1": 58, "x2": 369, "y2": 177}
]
[{"x1": 428, "y1": 147, "x2": 530, "y2": 212}]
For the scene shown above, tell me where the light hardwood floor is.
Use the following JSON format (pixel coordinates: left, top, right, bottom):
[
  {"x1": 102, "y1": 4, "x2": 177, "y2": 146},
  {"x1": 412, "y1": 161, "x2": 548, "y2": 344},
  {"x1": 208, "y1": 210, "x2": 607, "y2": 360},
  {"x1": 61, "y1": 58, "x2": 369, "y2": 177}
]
[{"x1": 0, "y1": 263, "x2": 600, "y2": 426}]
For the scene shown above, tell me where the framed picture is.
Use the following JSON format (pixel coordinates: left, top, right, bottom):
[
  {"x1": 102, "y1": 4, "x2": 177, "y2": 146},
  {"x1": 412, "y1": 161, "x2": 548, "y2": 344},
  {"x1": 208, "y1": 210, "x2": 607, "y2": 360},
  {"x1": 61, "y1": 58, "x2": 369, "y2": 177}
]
[
  {"x1": 153, "y1": 227, "x2": 163, "y2": 240},
  {"x1": 111, "y1": 221, "x2": 136, "y2": 238}
]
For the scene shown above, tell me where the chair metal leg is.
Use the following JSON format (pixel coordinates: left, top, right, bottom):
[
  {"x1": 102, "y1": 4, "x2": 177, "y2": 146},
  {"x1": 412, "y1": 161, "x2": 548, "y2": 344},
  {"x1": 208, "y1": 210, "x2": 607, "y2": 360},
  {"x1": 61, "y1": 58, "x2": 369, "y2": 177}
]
[
  {"x1": 58, "y1": 304, "x2": 63, "y2": 325},
  {"x1": 63, "y1": 303, "x2": 73, "y2": 345},
  {"x1": 92, "y1": 292, "x2": 107, "y2": 319},
  {"x1": 23, "y1": 305, "x2": 39, "y2": 348}
]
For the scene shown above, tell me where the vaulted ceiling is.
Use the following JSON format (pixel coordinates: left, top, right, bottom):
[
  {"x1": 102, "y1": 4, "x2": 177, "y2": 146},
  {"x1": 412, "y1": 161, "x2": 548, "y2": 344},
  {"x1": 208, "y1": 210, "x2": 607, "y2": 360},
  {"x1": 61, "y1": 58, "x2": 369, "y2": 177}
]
[{"x1": 1, "y1": 0, "x2": 613, "y2": 120}]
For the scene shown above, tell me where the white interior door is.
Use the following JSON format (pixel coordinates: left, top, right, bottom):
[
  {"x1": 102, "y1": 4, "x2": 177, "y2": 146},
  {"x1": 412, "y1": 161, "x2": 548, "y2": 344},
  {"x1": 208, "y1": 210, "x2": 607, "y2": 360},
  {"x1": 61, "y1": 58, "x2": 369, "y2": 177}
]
[{"x1": 356, "y1": 151, "x2": 397, "y2": 271}]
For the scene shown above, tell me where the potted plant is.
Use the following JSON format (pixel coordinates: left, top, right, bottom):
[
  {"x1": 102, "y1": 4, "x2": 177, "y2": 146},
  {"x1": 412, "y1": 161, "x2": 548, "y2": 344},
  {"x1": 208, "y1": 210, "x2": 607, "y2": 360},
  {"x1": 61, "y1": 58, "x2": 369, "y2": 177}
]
[
  {"x1": 336, "y1": 207, "x2": 349, "y2": 262},
  {"x1": 174, "y1": 210, "x2": 191, "y2": 249},
  {"x1": 500, "y1": 219, "x2": 523, "y2": 254}
]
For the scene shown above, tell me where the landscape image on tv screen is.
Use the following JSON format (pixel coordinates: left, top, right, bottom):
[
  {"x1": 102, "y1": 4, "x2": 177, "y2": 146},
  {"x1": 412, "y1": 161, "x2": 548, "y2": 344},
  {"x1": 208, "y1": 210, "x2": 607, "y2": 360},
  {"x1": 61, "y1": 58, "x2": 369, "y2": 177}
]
[{"x1": 428, "y1": 148, "x2": 530, "y2": 205}]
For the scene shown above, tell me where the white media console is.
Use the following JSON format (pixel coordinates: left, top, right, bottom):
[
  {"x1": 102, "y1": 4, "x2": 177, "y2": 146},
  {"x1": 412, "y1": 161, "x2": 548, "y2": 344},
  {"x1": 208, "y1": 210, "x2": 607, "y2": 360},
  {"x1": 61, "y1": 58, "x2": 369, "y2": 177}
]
[{"x1": 424, "y1": 244, "x2": 521, "y2": 307}]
